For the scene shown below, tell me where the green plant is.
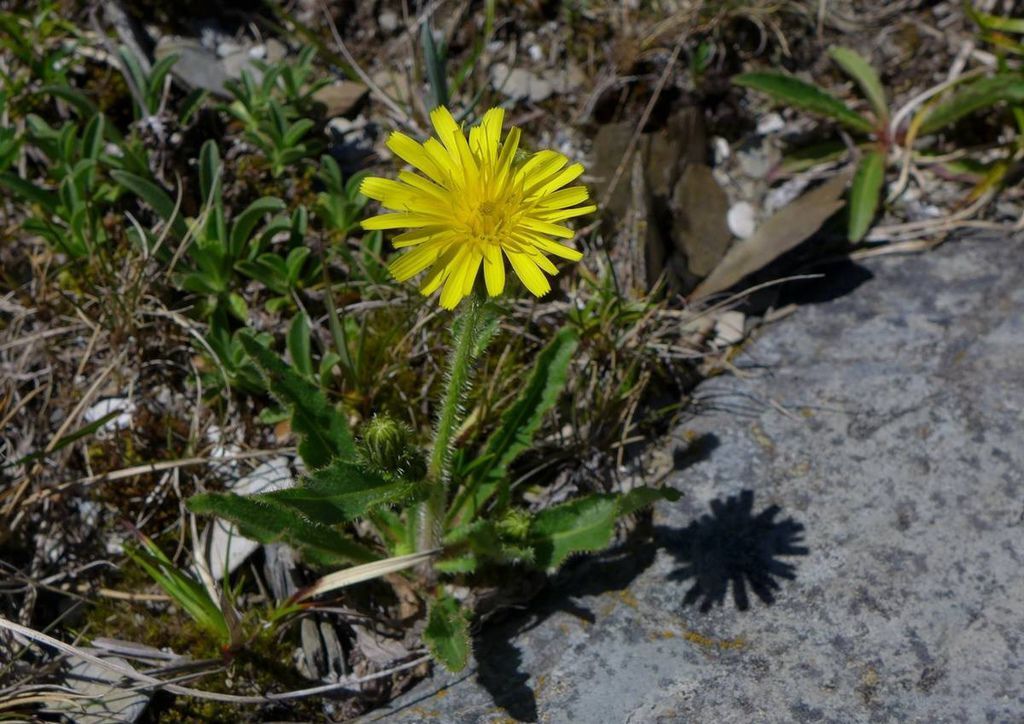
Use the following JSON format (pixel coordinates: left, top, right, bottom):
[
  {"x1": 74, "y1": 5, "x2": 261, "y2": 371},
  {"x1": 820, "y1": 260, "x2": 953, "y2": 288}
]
[
  {"x1": 0, "y1": 2, "x2": 88, "y2": 117},
  {"x1": 124, "y1": 533, "x2": 301, "y2": 651},
  {"x1": 186, "y1": 109, "x2": 679, "y2": 676},
  {"x1": 0, "y1": 113, "x2": 127, "y2": 258},
  {"x1": 734, "y1": 46, "x2": 1024, "y2": 241},
  {"x1": 223, "y1": 47, "x2": 328, "y2": 177}
]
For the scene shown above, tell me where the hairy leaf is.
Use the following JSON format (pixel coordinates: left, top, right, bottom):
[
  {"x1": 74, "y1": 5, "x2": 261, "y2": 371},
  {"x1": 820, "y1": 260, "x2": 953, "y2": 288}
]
[
  {"x1": 455, "y1": 327, "x2": 578, "y2": 519},
  {"x1": 848, "y1": 150, "x2": 886, "y2": 242},
  {"x1": 262, "y1": 459, "x2": 422, "y2": 526},
  {"x1": 828, "y1": 46, "x2": 888, "y2": 121},
  {"x1": 424, "y1": 594, "x2": 470, "y2": 672},
  {"x1": 733, "y1": 72, "x2": 874, "y2": 133},
  {"x1": 528, "y1": 495, "x2": 618, "y2": 570},
  {"x1": 919, "y1": 74, "x2": 1024, "y2": 134},
  {"x1": 187, "y1": 491, "x2": 377, "y2": 565},
  {"x1": 528, "y1": 486, "x2": 677, "y2": 570},
  {"x1": 240, "y1": 332, "x2": 356, "y2": 468}
]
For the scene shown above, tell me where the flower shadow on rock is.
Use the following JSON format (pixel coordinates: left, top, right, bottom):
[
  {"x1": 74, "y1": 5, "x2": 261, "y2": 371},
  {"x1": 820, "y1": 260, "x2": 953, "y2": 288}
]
[{"x1": 662, "y1": 490, "x2": 809, "y2": 612}]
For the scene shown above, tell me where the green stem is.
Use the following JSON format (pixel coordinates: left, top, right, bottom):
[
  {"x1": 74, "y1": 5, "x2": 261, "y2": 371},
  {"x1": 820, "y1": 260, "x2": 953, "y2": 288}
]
[{"x1": 415, "y1": 293, "x2": 484, "y2": 554}]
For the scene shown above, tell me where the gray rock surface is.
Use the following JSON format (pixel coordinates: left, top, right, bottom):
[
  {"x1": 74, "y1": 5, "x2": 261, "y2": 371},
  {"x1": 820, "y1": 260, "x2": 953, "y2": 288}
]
[{"x1": 374, "y1": 236, "x2": 1024, "y2": 723}]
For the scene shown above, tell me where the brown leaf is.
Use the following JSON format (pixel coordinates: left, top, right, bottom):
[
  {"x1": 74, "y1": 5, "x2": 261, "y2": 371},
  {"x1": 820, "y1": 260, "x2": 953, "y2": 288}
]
[{"x1": 690, "y1": 172, "x2": 850, "y2": 301}]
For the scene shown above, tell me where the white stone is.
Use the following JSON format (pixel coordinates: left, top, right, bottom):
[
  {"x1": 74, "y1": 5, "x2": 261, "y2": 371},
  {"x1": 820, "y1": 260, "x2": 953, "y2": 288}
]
[{"x1": 727, "y1": 201, "x2": 757, "y2": 239}]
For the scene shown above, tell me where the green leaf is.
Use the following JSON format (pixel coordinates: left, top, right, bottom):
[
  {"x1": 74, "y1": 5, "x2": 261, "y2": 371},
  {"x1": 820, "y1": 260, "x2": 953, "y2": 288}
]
[
  {"x1": 528, "y1": 487, "x2": 678, "y2": 570},
  {"x1": 179, "y1": 88, "x2": 208, "y2": 125},
  {"x1": 617, "y1": 485, "x2": 681, "y2": 516},
  {"x1": 263, "y1": 459, "x2": 421, "y2": 525},
  {"x1": 828, "y1": 46, "x2": 888, "y2": 121},
  {"x1": 124, "y1": 539, "x2": 230, "y2": 643},
  {"x1": 0, "y1": 172, "x2": 58, "y2": 212},
  {"x1": 733, "y1": 71, "x2": 875, "y2": 133},
  {"x1": 287, "y1": 312, "x2": 313, "y2": 379},
  {"x1": 199, "y1": 140, "x2": 221, "y2": 204},
  {"x1": 454, "y1": 327, "x2": 578, "y2": 520},
  {"x1": 918, "y1": 74, "x2": 1024, "y2": 134},
  {"x1": 147, "y1": 53, "x2": 178, "y2": 113},
  {"x1": 847, "y1": 150, "x2": 886, "y2": 242},
  {"x1": 424, "y1": 593, "x2": 470, "y2": 672},
  {"x1": 110, "y1": 170, "x2": 187, "y2": 239},
  {"x1": 780, "y1": 139, "x2": 849, "y2": 174},
  {"x1": 283, "y1": 118, "x2": 314, "y2": 148},
  {"x1": 8, "y1": 409, "x2": 123, "y2": 467},
  {"x1": 420, "y1": 22, "x2": 449, "y2": 110},
  {"x1": 966, "y1": 3, "x2": 1024, "y2": 34},
  {"x1": 528, "y1": 494, "x2": 618, "y2": 570},
  {"x1": 240, "y1": 332, "x2": 356, "y2": 468},
  {"x1": 187, "y1": 491, "x2": 378, "y2": 565},
  {"x1": 36, "y1": 84, "x2": 97, "y2": 118}
]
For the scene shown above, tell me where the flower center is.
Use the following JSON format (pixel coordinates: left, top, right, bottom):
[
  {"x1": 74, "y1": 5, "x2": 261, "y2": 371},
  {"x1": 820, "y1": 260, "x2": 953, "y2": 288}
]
[{"x1": 461, "y1": 197, "x2": 515, "y2": 244}]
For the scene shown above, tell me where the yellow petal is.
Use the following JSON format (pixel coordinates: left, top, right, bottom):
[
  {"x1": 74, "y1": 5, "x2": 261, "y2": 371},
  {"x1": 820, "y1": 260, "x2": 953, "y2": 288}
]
[
  {"x1": 474, "y1": 107, "x2": 504, "y2": 164},
  {"x1": 524, "y1": 234, "x2": 584, "y2": 261},
  {"x1": 360, "y1": 177, "x2": 439, "y2": 213},
  {"x1": 482, "y1": 243, "x2": 505, "y2": 297},
  {"x1": 362, "y1": 212, "x2": 445, "y2": 230},
  {"x1": 536, "y1": 204, "x2": 597, "y2": 222},
  {"x1": 460, "y1": 250, "x2": 483, "y2": 296},
  {"x1": 397, "y1": 171, "x2": 450, "y2": 203},
  {"x1": 388, "y1": 241, "x2": 447, "y2": 281},
  {"x1": 537, "y1": 186, "x2": 590, "y2": 209},
  {"x1": 420, "y1": 245, "x2": 461, "y2": 295},
  {"x1": 527, "y1": 163, "x2": 584, "y2": 197},
  {"x1": 392, "y1": 226, "x2": 449, "y2": 248},
  {"x1": 517, "y1": 216, "x2": 575, "y2": 239},
  {"x1": 439, "y1": 246, "x2": 473, "y2": 309},
  {"x1": 531, "y1": 251, "x2": 558, "y2": 275},
  {"x1": 516, "y1": 150, "x2": 566, "y2": 184},
  {"x1": 506, "y1": 250, "x2": 551, "y2": 297},
  {"x1": 386, "y1": 132, "x2": 445, "y2": 184},
  {"x1": 494, "y1": 126, "x2": 521, "y2": 187},
  {"x1": 430, "y1": 107, "x2": 478, "y2": 184}
]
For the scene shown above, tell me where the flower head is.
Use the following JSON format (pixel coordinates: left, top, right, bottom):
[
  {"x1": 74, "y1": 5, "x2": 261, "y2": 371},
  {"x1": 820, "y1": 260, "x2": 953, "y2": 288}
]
[{"x1": 361, "y1": 107, "x2": 596, "y2": 309}]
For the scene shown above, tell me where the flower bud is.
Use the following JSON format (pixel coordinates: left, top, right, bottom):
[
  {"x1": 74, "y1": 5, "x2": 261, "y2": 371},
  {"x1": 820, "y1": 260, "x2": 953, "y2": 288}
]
[
  {"x1": 496, "y1": 508, "x2": 532, "y2": 541},
  {"x1": 360, "y1": 415, "x2": 427, "y2": 480}
]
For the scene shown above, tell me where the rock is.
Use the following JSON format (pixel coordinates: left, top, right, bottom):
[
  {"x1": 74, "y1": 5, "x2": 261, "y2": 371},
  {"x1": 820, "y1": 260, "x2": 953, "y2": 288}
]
[
  {"x1": 377, "y1": 233, "x2": 1024, "y2": 722},
  {"x1": 312, "y1": 81, "x2": 368, "y2": 117},
  {"x1": 591, "y1": 109, "x2": 731, "y2": 293},
  {"x1": 155, "y1": 36, "x2": 286, "y2": 97},
  {"x1": 712, "y1": 310, "x2": 745, "y2": 347},
  {"x1": 727, "y1": 200, "x2": 757, "y2": 238},
  {"x1": 83, "y1": 397, "x2": 135, "y2": 432},
  {"x1": 51, "y1": 656, "x2": 149, "y2": 723},
  {"x1": 378, "y1": 11, "x2": 399, "y2": 33},
  {"x1": 670, "y1": 164, "x2": 733, "y2": 278},
  {"x1": 204, "y1": 456, "x2": 294, "y2": 579},
  {"x1": 155, "y1": 36, "x2": 231, "y2": 95},
  {"x1": 756, "y1": 112, "x2": 786, "y2": 135},
  {"x1": 491, "y1": 63, "x2": 553, "y2": 103}
]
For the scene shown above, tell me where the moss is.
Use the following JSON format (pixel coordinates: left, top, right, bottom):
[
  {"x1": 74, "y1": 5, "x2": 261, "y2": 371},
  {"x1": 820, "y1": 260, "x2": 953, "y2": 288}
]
[{"x1": 84, "y1": 568, "x2": 325, "y2": 721}]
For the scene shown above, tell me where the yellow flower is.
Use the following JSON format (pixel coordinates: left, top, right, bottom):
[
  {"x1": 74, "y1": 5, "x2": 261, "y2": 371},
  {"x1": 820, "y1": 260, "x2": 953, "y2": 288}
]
[{"x1": 360, "y1": 107, "x2": 596, "y2": 309}]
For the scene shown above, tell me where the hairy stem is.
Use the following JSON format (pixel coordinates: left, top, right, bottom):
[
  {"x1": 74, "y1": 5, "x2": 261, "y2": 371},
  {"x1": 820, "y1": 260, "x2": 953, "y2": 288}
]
[{"x1": 415, "y1": 293, "x2": 485, "y2": 555}]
